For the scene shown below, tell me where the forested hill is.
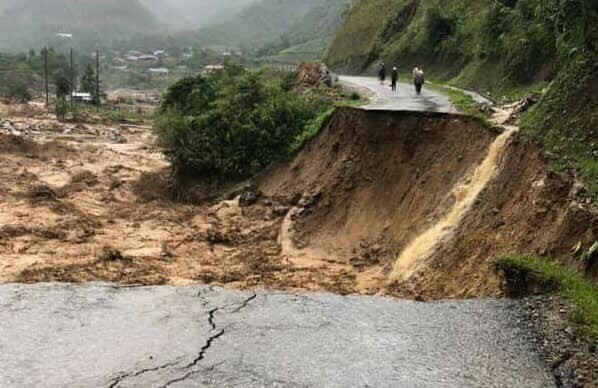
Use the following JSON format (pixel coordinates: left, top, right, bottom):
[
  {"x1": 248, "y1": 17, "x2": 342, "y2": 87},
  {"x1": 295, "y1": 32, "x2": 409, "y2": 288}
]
[
  {"x1": 327, "y1": 0, "x2": 595, "y2": 87},
  {"x1": 195, "y1": 0, "x2": 353, "y2": 53},
  {"x1": 0, "y1": 0, "x2": 161, "y2": 50},
  {"x1": 326, "y1": 0, "x2": 598, "y2": 198},
  {"x1": 139, "y1": 0, "x2": 256, "y2": 30},
  {"x1": 275, "y1": 0, "x2": 353, "y2": 51}
]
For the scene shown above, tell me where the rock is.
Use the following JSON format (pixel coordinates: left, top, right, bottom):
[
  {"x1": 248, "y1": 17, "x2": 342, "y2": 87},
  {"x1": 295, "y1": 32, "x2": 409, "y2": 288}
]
[
  {"x1": 298, "y1": 192, "x2": 321, "y2": 208},
  {"x1": 571, "y1": 241, "x2": 583, "y2": 255},
  {"x1": 478, "y1": 103, "x2": 495, "y2": 115},
  {"x1": 515, "y1": 95, "x2": 538, "y2": 114},
  {"x1": 239, "y1": 185, "x2": 261, "y2": 207},
  {"x1": 272, "y1": 206, "x2": 290, "y2": 217},
  {"x1": 581, "y1": 241, "x2": 598, "y2": 266},
  {"x1": 288, "y1": 192, "x2": 302, "y2": 206},
  {"x1": 1, "y1": 120, "x2": 15, "y2": 132},
  {"x1": 107, "y1": 132, "x2": 127, "y2": 144},
  {"x1": 206, "y1": 227, "x2": 227, "y2": 244}
]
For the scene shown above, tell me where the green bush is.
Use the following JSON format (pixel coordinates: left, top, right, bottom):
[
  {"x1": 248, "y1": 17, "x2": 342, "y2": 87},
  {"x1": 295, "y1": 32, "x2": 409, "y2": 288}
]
[
  {"x1": 7, "y1": 80, "x2": 31, "y2": 102},
  {"x1": 55, "y1": 98, "x2": 68, "y2": 121},
  {"x1": 289, "y1": 107, "x2": 336, "y2": 153},
  {"x1": 153, "y1": 64, "x2": 330, "y2": 181}
]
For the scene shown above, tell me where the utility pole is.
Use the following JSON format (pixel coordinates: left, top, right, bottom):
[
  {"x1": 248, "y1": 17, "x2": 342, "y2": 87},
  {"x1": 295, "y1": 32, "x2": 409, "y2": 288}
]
[
  {"x1": 96, "y1": 49, "x2": 100, "y2": 107},
  {"x1": 70, "y1": 48, "x2": 74, "y2": 111},
  {"x1": 43, "y1": 47, "x2": 49, "y2": 106}
]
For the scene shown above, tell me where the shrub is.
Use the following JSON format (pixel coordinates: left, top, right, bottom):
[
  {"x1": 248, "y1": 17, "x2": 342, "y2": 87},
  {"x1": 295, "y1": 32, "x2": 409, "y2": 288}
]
[
  {"x1": 289, "y1": 107, "x2": 335, "y2": 153},
  {"x1": 7, "y1": 80, "x2": 31, "y2": 102},
  {"x1": 153, "y1": 64, "x2": 329, "y2": 181},
  {"x1": 55, "y1": 98, "x2": 68, "y2": 121}
]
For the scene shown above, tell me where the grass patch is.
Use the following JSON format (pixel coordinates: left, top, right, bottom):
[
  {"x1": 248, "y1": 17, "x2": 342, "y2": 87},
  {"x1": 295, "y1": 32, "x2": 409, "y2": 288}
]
[
  {"x1": 288, "y1": 89, "x2": 367, "y2": 154},
  {"x1": 289, "y1": 107, "x2": 336, "y2": 153},
  {"x1": 520, "y1": 53, "x2": 598, "y2": 203},
  {"x1": 69, "y1": 104, "x2": 150, "y2": 125},
  {"x1": 427, "y1": 82, "x2": 490, "y2": 124},
  {"x1": 494, "y1": 255, "x2": 598, "y2": 340},
  {"x1": 268, "y1": 38, "x2": 328, "y2": 64},
  {"x1": 104, "y1": 109, "x2": 146, "y2": 125}
]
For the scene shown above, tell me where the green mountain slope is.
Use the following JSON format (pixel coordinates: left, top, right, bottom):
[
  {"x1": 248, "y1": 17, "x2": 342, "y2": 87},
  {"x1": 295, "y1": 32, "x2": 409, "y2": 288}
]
[
  {"x1": 281, "y1": 0, "x2": 353, "y2": 48},
  {"x1": 0, "y1": 0, "x2": 161, "y2": 50},
  {"x1": 196, "y1": 0, "x2": 353, "y2": 54},
  {"x1": 140, "y1": 0, "x2": 256, "y2": 29},
  {"x1": 196, "y1": 0, "x2": 321, "y2": 48},
  {"x1": 327, "y1": 0, "x2": 598, "y2": 198}
]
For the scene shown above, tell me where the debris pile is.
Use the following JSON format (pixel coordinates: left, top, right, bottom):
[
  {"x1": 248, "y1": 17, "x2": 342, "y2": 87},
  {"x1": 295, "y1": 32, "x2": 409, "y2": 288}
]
[{"x1": 295, "y1": 62, "x2": 333, "y2": 89}]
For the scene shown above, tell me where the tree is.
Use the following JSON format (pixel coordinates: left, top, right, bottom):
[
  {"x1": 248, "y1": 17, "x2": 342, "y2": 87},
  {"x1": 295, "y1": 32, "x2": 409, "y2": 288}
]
[
  {"x1": 54, "y1": 72, "x2": 70, "y2": 100},
  {"x1": 153, "y1": 64, "x2": 328, "y2": 180},
  {"x1": 7, "y1": 80, "x2": 31, "y2": 103},
  {"x1": 55, "y1": 97, "x2": 68, "y2": 121},
  {"x1": 80, "y1": 64, "x2": 99, "y2": 105}
]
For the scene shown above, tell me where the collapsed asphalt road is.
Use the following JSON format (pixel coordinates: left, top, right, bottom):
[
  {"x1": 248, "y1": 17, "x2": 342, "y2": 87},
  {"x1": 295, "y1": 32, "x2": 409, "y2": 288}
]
[
  {"x1": 0, "y1": 283, "x2": 554, "y2": 387},
  {"x1": 339, "y1": 76, "x2": 456, "y2": 112}
]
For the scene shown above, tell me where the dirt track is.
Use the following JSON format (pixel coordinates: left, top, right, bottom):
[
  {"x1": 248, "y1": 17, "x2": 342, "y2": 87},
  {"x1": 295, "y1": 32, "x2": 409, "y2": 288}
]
[{"x1": 0, "y1": 101, "x2": 596, "y2": 299}]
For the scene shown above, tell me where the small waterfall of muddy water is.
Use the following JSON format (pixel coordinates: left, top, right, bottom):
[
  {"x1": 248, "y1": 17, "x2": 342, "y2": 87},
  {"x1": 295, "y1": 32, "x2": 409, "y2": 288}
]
[{"x1": 391, "y1": 127, "x2": 517, "y2": 281}]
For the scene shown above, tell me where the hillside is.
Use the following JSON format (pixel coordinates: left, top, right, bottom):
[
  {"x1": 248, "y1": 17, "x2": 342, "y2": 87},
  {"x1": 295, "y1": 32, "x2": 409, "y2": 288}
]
[
  {"x1": 140, "y1": 0, "x2": 256, "y2": 30},
  {"x1": 0, "y1": 0, "x2": 161, "y2": 50},
  {"x1": 279, "y1": 0, "x2": 353, "y2": 49},
  {"x1": 326, "y1": 0, "x2": 598, "y2": 199},
  {"x1": 195, "y1": 0, "x2": 353, "y2": 56}
]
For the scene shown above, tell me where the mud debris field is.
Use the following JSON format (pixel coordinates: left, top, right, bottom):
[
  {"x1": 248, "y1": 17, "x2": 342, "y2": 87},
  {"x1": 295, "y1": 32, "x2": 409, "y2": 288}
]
[{"x1": 0, "y1": 102, "x2": 596, "y2": 300}]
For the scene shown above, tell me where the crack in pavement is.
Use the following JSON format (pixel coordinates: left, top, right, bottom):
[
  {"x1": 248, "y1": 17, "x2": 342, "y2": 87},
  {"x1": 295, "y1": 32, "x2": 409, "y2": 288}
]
[
  {"x1": 107, "y1": 360, "x2": 183, "y2": 388},
  {"x1": 184, "y1": 329, "x2": 225, "y2": 368},
  {"x1": 158, "y1": 360, "x2": 226, "y2": 388},
  {"x1": 231, "y1": 294, "x2": 257, "y2": 313},
  {"x1": 106, "y1": 291, "x2": 257, "y2": 388},
  {"x1": 162, "y1": 293, "x2": 257, "y2": 387},
  {"x1": 207, "y1": 308, "x2": 218, "y2": 330}
]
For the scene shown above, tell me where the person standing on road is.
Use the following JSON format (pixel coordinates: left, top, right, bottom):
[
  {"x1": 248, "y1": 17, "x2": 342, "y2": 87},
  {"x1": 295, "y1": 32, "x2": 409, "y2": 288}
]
[
  {"x1": 413, "y1": 66, "x2": 425, "y2": 95},
  {"x1": 378, "y1": 63, "x2": 386, "y2": 85},
  {"x1": 391, "y1": 65, "x2": 398, "y2": 92}
]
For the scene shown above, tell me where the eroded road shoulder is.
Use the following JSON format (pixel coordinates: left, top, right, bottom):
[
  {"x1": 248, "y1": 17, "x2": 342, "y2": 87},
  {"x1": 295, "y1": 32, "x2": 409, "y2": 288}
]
[{"x1": 0, "y1": 283, "x2": 554, "y2": 387}]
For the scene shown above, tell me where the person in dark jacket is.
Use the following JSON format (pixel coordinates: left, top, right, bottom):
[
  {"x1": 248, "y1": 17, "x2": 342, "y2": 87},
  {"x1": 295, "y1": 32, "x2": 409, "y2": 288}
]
[
  {"x1": 378, "y1": 63, "x2": 386, "y2": 84},
  {"x1": 391, "y1": 65, "x2": 398, "y2": 92},
  {"x1": 413, "y1": 66, "x2": 425, "y2": 95}
]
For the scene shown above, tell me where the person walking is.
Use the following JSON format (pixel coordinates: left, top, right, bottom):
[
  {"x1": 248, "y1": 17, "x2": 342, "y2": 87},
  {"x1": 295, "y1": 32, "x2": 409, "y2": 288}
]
[
  {"x1": 413, "y1": 66, "x2": 425, "y2": 95},
  {"x1": 391, "y1": 65, "x2": 398, "y2": 92},
  {"x1": 378, "y1": 63, "x2": 386, "y2": 85}
]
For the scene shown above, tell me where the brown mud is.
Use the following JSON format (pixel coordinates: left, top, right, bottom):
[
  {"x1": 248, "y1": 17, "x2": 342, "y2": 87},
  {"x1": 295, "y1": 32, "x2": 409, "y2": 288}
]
[{"x1": 0, "y1": 102, "x2": 596, "y2": 299}]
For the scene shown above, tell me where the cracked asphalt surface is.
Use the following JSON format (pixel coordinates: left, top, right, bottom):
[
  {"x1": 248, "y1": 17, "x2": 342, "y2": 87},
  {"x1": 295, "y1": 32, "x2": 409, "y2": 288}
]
[{"x1": 0, "y1": 283, "x2": 555, "y2": 387}]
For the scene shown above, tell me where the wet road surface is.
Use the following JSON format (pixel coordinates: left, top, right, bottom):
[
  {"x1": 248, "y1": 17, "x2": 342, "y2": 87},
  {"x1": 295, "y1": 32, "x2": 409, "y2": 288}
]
[
  {"x1": 0, "y1": 283, "x2": 555, "y2": 387},
  {"x1": 339, "y1": 76, "x2": 456, "y2": 112}
]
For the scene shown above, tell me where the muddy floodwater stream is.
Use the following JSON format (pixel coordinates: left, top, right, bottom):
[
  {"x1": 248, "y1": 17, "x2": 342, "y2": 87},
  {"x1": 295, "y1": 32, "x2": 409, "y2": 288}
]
[{"x1": 0, "y1": 283, "x2": 554, "y2": 387}]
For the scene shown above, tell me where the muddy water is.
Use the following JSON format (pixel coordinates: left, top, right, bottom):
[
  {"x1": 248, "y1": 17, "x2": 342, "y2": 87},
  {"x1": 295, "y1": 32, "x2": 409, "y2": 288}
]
[
  {"x1": 0, "y1": 283, "x2": 554, "y2": 387},
  {"x1": 391, "y1": 128, "x2": 517, "y2": 281}
]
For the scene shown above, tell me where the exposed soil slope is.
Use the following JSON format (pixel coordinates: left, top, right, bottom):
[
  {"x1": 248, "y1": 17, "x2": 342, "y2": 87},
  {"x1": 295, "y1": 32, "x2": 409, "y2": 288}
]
[
  {"x1": 261, "y1": 109, "x2": 495, "y2": 268},
  {"x1": 260, "y1": 107, "x2": 598, "y2": 298}
]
